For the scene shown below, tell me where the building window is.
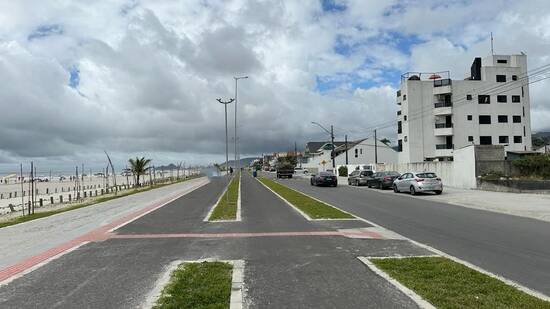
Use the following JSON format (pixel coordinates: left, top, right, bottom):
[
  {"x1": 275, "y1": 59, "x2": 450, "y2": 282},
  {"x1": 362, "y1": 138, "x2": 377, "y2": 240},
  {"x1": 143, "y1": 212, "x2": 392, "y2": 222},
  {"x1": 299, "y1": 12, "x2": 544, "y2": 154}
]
[
  {"x1": 397, "y1": 90, "x2": 401, "y2": 97},
  {"x1": 512, "y1": 95, "x2": 520, "y2": 103},
  {"x1": 466, "y1": 94, "x2": 472, "y2": 100},
  {"x1": 354, "y1": 148, "x2": 358, "y2": 158},
  {"x1": 512, "y1": 75, "x2": 518, "y2": 81},
  {"x1": 404, "y1": 136, "x2": 408, "y2": 142},
  {"x1": 522, "y1": 86, "x2": 524, "y2": 97},
  {"x1": 497, "y1": 59, "x2": 508, "y2": 64},
  {"x1": 513, "y1": 115, "x2": 521, "y2": 123},
  {"x1": 397, "y1": 121, "x2": 402, "y2": 134},
  {"x1": 524, "y1": 126, "x2": 526, "y2": 137},
  {"x1": 496, "y1": 75, "x2": 506, "y2": 82},
  {"x1": 498, "y1": 115, "x2": 508, "y2": 123},
  {"x1": 468, "y1": 136, "x2": 474, "y2": 142},
  {"x1": 479, "y1": 115, "x2": 491, "y2": 124},
  {"x1": 497, "y1": 95, "x2": 507, "y2": 103},
  {"x1": 478, "y1": 95, "x2": 490, "y2": 104},
  {"x1": 467, "y1": 115, "x2": 472, "y2": 121},
  {"x1": 360, "y1": 148, "x2": 363, "y2": 155},
  {"x1": 480, "y1": 136, "x2": 492, "y2": 145},
  {"x1": 514, "y1": 136, "x2": 522, "y2": 143},
  {"x1": 398, "y1": 140, "x2": 402, "y2": 152},
  {"x1": 404, "y1": 115, "x2": 407, "y2": 121},
  {"x1": 523, "y1": 107, "x2": 525, "y2": 117},
  {"x1": 403, "y1": 94, "x2": 407, "y2": 100},
  {"x1": 499, "y1": 136, "x2": 509, "y2": 144}
]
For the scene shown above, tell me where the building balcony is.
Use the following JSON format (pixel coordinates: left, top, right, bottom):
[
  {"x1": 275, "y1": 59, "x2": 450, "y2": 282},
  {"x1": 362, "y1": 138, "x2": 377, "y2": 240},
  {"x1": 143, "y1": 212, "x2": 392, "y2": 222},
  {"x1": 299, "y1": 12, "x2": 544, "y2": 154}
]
[
  {"x1": 433, "y1": 79, "x2": 452, "y2": 94},
  {"x1": 433, "y1": 102, "x2": 452, "y2": 115},
  {"x1": 434, "y1": 123, "x2": 453, "y2": 136},
  {"x1": 435, "y1": 144, "x2": 454, "y2": 157}
]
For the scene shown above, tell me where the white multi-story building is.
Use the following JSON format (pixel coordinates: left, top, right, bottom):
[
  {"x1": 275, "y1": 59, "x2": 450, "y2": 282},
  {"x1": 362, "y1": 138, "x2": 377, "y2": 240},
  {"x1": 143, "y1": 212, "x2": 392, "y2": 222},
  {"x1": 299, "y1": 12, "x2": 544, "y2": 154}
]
[{"x1": 396, "y1": 54, "x2": 531, "y2": 163}]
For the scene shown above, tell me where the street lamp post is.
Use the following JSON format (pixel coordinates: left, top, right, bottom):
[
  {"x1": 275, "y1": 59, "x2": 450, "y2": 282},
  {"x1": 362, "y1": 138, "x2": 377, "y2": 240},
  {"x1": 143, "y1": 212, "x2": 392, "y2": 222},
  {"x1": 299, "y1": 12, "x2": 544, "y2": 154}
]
[
  {"x1": 217, "y1": 98, "x2": 235, "y2": 176},
  {"x1": 311, "y1": 122, "x2": 336, "y2": 170},
  {"x1": 234, "y1": 76, "x2": 248, "y2": 171}
]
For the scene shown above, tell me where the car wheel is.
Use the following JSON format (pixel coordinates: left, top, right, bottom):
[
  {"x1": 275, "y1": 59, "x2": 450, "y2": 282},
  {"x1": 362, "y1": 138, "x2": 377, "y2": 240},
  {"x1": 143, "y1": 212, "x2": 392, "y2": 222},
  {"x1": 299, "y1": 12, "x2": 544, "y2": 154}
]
[
  {"x1": 435, "y1": 190, "x2": 442, "y2": 195},
  {"x1": 393, "y1": 184, "x2": 399, "y2": 193},
  {"x1": 410, "y1": 186, "x2": 416, "y2": 195},
  {"x1": 378, "y1": 182, "x2": 383, "y2": 190}
]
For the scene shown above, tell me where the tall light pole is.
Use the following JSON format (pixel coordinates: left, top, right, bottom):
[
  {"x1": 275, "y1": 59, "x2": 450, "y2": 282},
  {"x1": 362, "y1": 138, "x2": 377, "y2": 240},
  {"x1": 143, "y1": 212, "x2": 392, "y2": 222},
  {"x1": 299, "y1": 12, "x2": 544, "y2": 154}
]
[
  {"x1": 217, "y1": 98, "x2": 234, "y2": 176},
  {"x1": 311, "y1": 122, "x2": 335, "y2": 170},
  {"x1": 234, "y1": 76, "x2": 248, "y2": 171}
]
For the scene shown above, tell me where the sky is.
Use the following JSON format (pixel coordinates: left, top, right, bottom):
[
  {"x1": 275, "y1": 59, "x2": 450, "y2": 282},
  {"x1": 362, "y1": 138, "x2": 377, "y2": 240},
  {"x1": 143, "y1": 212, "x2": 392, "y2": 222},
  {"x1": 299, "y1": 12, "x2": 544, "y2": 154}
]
[{"x1": 1, "y1": 0, "x2": 550, "y2": 172}]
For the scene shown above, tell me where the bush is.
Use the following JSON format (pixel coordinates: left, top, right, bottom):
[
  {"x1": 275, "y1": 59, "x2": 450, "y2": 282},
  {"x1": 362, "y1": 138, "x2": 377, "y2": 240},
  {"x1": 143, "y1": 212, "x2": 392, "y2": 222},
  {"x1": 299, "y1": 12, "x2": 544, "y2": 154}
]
[
  {"x1": 512, "y1": 154, "x2": 550, "y2": 179},
  {"x1": 338, "y1": 166, "x2": 348, "y2": 177}
]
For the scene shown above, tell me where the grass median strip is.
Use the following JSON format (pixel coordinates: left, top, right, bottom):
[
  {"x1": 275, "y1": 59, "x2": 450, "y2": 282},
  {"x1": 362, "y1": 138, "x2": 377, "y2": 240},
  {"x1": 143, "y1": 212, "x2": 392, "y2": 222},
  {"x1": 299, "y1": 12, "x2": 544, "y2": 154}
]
[
  {"x1": 0, "y1": 176, "x2": 200, "y2": 229},
  {"x1": 153, "y1": 261, "x2": 232, "y2": 309},
  {"x1": 370, "y1": 256, "x2": 550, "y2": 309},
  {"x1": 209, "y1": 174, "x2": 240, "y2": 221},
  {"x1": 258, "y1": 177, "x2": 354, "y2": 219}
]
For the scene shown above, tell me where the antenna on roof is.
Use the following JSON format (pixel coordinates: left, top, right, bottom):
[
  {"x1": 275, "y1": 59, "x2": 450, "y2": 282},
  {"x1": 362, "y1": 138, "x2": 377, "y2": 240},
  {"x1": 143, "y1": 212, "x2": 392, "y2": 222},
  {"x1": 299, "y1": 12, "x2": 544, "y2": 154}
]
[{"x1": 490, "y1": 32, "x2": 494, "y2": 55}]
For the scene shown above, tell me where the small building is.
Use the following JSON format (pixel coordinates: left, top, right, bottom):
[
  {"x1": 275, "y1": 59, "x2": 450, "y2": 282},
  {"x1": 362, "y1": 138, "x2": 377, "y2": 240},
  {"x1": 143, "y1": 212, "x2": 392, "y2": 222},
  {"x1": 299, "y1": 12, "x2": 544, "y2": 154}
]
[{"x1": 303, "y1": 137, "x2": 397, "y2": 172}]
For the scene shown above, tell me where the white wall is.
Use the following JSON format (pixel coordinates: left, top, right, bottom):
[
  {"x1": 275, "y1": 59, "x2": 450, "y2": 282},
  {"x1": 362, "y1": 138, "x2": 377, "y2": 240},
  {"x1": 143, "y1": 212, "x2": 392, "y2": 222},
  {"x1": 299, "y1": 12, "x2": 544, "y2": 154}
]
[{"x1": 377, "y1": 144, "x2": 477, "y2": 189}]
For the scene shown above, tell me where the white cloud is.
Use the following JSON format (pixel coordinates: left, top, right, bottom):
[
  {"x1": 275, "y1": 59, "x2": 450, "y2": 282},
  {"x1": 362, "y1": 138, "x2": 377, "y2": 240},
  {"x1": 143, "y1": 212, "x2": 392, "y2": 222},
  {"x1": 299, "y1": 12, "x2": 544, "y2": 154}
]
[{"x1": 1, "y1": 0, "x2": 550, "y2": 172}]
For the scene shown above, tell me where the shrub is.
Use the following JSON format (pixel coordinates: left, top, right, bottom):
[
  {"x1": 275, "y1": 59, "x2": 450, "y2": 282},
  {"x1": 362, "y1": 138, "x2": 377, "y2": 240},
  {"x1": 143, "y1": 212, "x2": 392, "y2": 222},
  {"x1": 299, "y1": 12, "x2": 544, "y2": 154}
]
[
  {"x1": 338, "y1": 165, "x2": 348, "y2": 177},
  {"x1": 512, "y1": 154, "x2": 550, "y2": 179}
]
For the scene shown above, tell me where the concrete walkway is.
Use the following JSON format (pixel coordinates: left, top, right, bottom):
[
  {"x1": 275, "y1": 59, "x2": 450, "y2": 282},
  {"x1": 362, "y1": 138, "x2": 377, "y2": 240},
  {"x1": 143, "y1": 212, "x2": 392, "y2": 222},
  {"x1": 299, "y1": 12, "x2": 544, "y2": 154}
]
[{"x1": 0, "y1": 177, "x2": 209, "y2": 269}]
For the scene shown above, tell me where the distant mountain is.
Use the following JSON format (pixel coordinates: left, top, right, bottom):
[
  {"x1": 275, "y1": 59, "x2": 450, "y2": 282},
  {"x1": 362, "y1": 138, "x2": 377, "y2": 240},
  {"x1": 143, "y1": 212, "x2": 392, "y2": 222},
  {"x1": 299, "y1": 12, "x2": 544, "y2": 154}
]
[
  {"x1": 533, "y1": 131, "x2": 550, "y2": 138},
  {"x1": 217, "y1": 157, "x2": 260, "y2": 168}
]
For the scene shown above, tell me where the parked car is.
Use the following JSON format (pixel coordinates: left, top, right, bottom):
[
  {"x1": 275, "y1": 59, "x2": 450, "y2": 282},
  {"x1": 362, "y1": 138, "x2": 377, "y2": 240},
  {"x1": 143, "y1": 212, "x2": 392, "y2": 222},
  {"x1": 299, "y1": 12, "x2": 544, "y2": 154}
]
[
  {"x1": 366, "y1": 171, "x2": 401, "y2": 189},
  {"x1": 347, "y1": 170, "x2": 373, "y2": 186},
  {"x1": 310, "y1": 171, "x2": 338, "y2": 187},
  {"x1": 392, "y1": 172, "x2": 443, "y2": 195}
]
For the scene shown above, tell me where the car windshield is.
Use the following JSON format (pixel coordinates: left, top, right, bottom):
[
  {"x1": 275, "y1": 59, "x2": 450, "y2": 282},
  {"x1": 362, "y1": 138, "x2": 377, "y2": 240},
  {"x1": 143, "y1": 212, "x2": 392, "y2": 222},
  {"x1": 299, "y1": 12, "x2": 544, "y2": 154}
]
[
  {"x1": 319, "y1": 172, "x2": 334, "y2": 176},
  {"x1": 386, "y1": 172, "x2": 400, "y2": 176},
  {"x1": 416, "y1": 173, "x2": 437, "y2": 178}
]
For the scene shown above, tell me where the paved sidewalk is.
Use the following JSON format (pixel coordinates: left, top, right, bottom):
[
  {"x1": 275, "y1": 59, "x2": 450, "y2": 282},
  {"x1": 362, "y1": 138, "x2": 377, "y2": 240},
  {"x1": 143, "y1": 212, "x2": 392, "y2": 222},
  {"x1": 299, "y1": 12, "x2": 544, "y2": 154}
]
[{"x1": 0, "y1": 177, "x2": 209, "y2": 268}]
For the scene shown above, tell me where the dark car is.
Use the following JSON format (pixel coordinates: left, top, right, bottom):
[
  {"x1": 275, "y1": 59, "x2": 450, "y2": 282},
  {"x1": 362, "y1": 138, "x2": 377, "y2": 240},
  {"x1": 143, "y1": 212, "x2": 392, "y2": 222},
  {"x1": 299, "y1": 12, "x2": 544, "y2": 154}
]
[
  {"x1": 366, "y1": 171, "x2": 401, "y2": 189},
  {"x1": 347, "y1": 170, "x2": 373, "y2": 186},
  {"x1": 310, "y1": 171, "x2": 337, "y2": 187}
]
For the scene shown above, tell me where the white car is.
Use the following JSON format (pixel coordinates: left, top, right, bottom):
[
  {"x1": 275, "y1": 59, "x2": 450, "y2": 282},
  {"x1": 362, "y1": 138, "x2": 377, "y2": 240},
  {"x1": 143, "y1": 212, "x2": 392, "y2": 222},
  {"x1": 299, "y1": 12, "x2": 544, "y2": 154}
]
[{"x1": 393, "y1": 172, "x2": 443, "y2": 195}]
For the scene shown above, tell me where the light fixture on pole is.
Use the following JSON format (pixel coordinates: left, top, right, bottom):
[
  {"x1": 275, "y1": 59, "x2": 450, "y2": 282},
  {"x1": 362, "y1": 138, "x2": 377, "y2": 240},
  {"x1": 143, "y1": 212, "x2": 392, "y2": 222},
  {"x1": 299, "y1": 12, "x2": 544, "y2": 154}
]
[
  {"x1": 217, "y1": 98, "x2": 235, "y2": 176},
  {"x1": 311, "y1": 121, "x2": 336, "y2": 169},
  {"x1": 234, "y1": 76, "x2": 248, "y2": 171}
]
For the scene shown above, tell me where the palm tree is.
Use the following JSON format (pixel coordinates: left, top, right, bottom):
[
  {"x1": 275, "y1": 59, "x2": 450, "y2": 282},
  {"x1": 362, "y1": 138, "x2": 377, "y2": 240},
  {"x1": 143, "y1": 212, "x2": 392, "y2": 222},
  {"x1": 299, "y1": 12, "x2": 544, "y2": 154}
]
[{"x1": 128, "y1": 157, "x2": 151, "y2": 186}]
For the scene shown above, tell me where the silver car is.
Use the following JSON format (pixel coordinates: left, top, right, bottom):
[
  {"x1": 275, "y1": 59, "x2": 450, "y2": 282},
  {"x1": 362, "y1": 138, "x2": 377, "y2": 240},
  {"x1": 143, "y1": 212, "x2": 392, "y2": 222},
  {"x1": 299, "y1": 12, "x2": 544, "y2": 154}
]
[{"x1": 392, "y1": 172, "x2": 443, "y2": 195}]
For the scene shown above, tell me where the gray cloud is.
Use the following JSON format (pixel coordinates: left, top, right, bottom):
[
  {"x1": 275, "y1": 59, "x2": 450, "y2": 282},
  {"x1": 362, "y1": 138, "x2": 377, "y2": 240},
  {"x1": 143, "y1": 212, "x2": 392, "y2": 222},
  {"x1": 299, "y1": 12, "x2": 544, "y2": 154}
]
[{"x1": 0, "y1": 0, "x2": 550, "y2": 171}]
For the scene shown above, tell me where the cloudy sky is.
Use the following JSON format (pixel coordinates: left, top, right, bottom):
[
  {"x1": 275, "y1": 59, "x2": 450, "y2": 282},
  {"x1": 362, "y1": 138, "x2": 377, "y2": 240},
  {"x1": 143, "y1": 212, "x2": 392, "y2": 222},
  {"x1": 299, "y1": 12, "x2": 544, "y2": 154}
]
[{"x1": 1, "y1": 0, "x2": 550, "y2": 171}]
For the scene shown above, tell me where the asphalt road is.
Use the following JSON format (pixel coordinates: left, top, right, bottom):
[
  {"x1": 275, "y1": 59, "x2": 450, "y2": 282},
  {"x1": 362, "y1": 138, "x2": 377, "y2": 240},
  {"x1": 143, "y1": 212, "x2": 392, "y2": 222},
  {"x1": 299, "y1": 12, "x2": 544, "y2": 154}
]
[
  {"x1": 271, "y1": 173, "x2": 550, "y2": 295},
  {"x1": 0, "y1": 173, "x2": 433, "y2": 308}
]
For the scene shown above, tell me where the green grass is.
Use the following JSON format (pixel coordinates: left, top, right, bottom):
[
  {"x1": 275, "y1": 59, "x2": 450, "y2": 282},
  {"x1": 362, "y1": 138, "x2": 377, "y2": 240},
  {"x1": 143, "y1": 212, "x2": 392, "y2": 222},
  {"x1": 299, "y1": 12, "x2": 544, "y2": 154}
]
[
  {"x1": 0, "y1": 176, "x2": 200, "y2": 229},
  {"x1": 371, "y1": 256, "x2": 550, "y2": 309},
  {"x1": 258, "y1": 177, "x2": 354, "y2": 219},
  {"x1": 209, "y1": 174, "x2": 239, "y2": 221},
  {"x1": 153, "y1": 261, "x2": 232, "y2": 309}
]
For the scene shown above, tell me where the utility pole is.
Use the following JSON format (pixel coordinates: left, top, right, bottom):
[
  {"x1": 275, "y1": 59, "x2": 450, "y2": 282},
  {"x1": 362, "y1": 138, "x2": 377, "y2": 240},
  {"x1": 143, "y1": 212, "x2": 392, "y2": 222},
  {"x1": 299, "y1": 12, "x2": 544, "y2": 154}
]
[
  {"x1": 20, "y1": 163, "x2": 24, "y2": 216},
  {"x1": 217, "y1": 98, "x2": 234, "y2": 176},
  {"x1": 330, "y1": 125, "x2": 335, "y2": 169},
  {"x1": 374, "y1": 129, "x2": 378, "y2": 164},
  {"x1": 234, "y1": 76, "x2": 248, "y2": 171},
  {"x1": 345, "y1": 135, "x2": 348, "y2": 165}
]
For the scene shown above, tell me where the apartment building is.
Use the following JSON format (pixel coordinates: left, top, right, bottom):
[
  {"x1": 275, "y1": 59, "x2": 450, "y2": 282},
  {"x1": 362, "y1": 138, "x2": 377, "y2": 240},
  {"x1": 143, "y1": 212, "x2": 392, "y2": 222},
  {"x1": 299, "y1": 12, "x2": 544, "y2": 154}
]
[{"x1": 396, "y1": 54, "x2": 531, "y2": 163}]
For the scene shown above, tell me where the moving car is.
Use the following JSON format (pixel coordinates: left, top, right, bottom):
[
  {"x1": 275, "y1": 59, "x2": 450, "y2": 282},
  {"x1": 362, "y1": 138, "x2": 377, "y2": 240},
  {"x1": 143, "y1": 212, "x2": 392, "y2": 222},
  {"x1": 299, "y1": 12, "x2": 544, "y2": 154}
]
[
  {"x1": 392, "y1": 172, "x2": 443, "y2": 195},
  {"x1": 366, "y1": 171, "x2": 401, "y2": 189},
  {"x1": 276, "y1": 162, "x2": 295, "y2": 178},
  {"x1": 310, "y1": 171, "x2": 337, "y2": 187},
  {"x1": 347, "y1": 170, "x2": 373, "y2": 186}
]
